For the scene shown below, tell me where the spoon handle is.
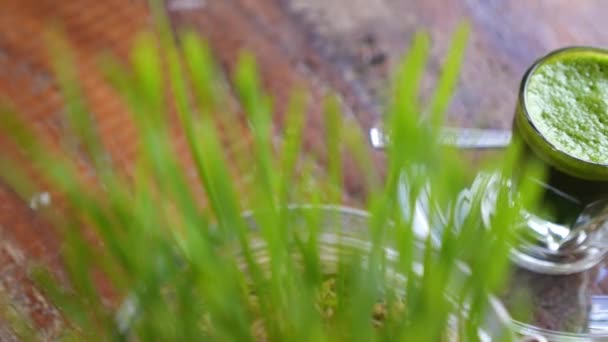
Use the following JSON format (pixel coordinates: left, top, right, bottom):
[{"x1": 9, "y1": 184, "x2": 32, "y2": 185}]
[
  {"x1": 565, "y1": 199, "x2": 608, "y2": 251},
  {"x1": 370, "y1": 127, "x2": 512, "y2": 149}
]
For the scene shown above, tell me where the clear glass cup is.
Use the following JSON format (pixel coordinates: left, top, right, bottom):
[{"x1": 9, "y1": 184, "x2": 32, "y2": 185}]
[{"x1": 484, "y1": 47, "x2": 608, "y2": 340}]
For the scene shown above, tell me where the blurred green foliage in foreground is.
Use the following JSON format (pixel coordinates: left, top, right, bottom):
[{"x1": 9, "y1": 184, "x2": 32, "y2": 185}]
[{"x1": 0, "y1": 7, "x2": 541, "y2": 342}]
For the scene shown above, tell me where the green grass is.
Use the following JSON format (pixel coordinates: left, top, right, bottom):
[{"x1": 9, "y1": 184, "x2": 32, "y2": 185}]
[{"x1": 0, "y1": 9, "x2": 542, "y2": 342}]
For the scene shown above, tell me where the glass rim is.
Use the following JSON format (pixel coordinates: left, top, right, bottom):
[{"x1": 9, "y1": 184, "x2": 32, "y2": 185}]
[
  {"x1": 512, "y1": 319, "x2": 608, "y2": 341},
  {"x1": 517, "y1": 46, "x2": 608, "y2": 178}
]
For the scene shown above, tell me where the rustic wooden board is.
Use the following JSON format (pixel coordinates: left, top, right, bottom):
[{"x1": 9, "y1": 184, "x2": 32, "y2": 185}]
[
  {"x1": 1, "y1": 0, "x2": 608, "y2": 336},
  {"x1": 281, "y1": 0, "x2": 608, "y2": 129}
]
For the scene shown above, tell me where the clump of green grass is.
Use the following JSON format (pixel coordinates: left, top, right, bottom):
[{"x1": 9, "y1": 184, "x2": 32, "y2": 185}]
[{"x1": 0, "y1": 8, "x2": 541, "y2": 342}]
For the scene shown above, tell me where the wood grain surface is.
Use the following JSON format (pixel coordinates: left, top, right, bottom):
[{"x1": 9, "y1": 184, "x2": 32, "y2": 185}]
[
  {"x1": 1, "y1": 0, "x2": 608, "y2": 337},
  {"x1": 282, "y1": 0, "x2": 608, "y2": 129}
]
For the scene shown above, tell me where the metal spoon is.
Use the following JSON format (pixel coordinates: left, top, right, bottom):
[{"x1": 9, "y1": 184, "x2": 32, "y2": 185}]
[{"x1": 369, "y1": 126, "x2": 513, "y2": 149}]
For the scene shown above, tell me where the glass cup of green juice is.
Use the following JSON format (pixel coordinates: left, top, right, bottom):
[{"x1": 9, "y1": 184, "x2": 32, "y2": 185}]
[
  {"x1": 491, "y1": 47, "x2": 608, "y2": 340},
  {"x1": 514, "y1": 47, "x2": 608, "y2": 227}
]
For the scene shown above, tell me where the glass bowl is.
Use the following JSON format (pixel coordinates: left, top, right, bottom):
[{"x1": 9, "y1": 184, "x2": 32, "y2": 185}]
[{"x1": 241, "y1": 204, "x2": 513, "y2": 340}]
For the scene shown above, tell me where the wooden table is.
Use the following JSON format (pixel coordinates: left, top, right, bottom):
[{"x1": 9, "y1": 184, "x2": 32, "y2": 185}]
[
  {"x1": 1, "y1": 0, "x2": 608, "y2": 338},
  {"x1": 169, "y1": 0, "x2": 608, "y2": 174},
  {"x1": 171, "y1": 0, "x2": 608, "y2": 127}
]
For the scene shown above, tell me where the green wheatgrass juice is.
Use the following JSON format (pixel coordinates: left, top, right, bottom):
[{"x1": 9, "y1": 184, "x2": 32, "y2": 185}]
[
  {"x1": 525, "y1": 51, "x2": 608, "y2": 165},
  {"x1": 515, "y1": 48, "x2": 608, "y2": 224}
]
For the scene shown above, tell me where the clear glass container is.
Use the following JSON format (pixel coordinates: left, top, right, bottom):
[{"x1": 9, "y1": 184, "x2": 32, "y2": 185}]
[
  {"x1": 494, "y1": 47, "x2": 608, "y2": 340},
  {"x1": 242, "y1": 205, "x2": 512, "y2": 340}
]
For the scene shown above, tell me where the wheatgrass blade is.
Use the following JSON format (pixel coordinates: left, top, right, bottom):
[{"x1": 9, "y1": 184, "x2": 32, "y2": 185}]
[
  {"x1": 385, "y1": 32, "x2": 431, "y2": 338},
  {"x1": 426, "y1": 23, "x2": 470, "y2": 129},
  {"x1": 170, "y1": 34, "x2": 266, "y2": 341},
  {"x1": 323, "y1": 95, "x2": 344, "y2": 204}
]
